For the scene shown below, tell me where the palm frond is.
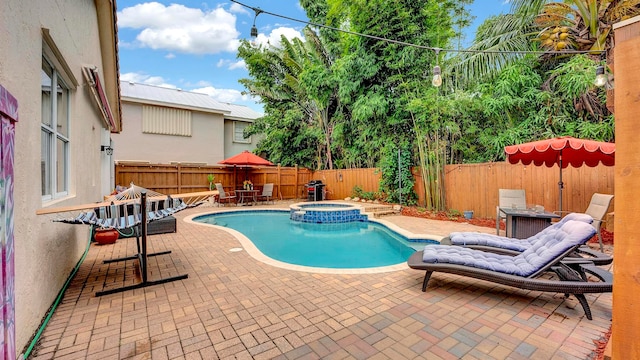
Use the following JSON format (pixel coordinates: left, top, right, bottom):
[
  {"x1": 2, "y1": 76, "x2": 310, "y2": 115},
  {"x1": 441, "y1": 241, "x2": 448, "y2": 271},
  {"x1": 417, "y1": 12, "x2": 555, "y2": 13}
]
[{"x1": 454, "y1": 14, "x2": 538, "y2": 84}]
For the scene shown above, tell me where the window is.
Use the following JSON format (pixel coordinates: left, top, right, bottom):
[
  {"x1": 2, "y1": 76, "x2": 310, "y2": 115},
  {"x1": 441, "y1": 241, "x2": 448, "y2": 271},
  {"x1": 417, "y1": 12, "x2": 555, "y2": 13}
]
[
  {"x1": 41, "y1": 57, "x2": 70, "y2": 200},
  {"x1": 142, "y1": 105, "x2": 192, "y2": 136},
  {"x1": 233, "y1": 121, "x2": 251, "y2": 143}
]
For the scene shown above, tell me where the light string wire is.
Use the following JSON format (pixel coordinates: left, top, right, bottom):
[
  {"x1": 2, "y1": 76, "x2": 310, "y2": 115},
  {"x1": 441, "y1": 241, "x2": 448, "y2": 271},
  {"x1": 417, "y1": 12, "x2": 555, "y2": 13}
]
[{"x1": 230, "y1": 0, "x2": 605, "y2": 56}]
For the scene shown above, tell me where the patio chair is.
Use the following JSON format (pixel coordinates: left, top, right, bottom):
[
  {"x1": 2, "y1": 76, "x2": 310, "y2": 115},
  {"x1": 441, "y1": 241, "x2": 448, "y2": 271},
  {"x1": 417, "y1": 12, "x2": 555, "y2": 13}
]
[
  {"x1": 496, "y1": 189, "x2": 526, "y2": 235},
  {"x1": 555, "y1": 193, "x2": 614, "y2": 252},
  {"x1": 257, "y1": 183, "x2": 274, "y2": 204},
  {"x1": 408, "y1": 220, "x2": 612, "y2": 320},
  {"x1": 443, "y1": 212, "x2": 612, "y2": 265},
  {"x1": 214, "y1": 183, "x2": 237, "y2": 206}
]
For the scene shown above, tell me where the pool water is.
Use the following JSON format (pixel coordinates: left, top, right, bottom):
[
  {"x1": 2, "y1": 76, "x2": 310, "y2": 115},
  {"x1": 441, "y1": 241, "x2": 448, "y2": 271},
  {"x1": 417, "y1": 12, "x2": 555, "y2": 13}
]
[{"x1": 194, "y1": 211, "x2": 425, "y2": 269}]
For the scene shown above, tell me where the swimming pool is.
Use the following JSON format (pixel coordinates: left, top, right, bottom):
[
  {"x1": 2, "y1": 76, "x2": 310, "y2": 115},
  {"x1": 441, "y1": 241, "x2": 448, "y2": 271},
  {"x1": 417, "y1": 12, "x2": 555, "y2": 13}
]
[{"x1": 191, "y1": 210, "x2": 438, "y2": 272}]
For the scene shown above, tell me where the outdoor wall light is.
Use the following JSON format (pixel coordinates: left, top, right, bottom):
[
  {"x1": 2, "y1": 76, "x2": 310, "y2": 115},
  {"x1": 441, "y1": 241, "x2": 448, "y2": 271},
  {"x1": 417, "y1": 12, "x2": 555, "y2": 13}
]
[
  {"x1": 101, "y1": 145, "x2": 113, "y2": 156},
  {"x1": 594, "y1": 65, "x2": 607, "y2": 87},
  {"x1": 431, "y1": 65, "x2": 442, "y2": 87}
]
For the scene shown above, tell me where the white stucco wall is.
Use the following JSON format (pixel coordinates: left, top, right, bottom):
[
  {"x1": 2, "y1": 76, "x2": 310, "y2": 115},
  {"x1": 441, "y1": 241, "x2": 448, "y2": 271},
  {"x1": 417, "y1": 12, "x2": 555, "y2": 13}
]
[
  {"x1": 0, "y1": 0, "x2": 113, "y2": 355},
  {"x1": 224, "y1": 119, "x2": 256, "y2": 159},
  {"x1": 112, "y1": 102, "x2": 229, "y2": 165}
]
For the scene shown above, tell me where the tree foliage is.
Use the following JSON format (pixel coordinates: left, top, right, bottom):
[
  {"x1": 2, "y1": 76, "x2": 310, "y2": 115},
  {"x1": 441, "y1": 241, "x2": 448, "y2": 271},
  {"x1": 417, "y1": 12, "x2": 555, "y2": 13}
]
[{"x1": 236, "y1": 0, "x2": 621, "y2": 209}]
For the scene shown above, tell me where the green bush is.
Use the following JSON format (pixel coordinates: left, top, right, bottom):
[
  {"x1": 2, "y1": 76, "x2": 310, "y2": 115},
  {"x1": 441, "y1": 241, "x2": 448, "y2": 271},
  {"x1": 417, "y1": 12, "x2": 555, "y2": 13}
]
[{"x1": 351, "y1": 185, "x2": 381, "y2": 201}]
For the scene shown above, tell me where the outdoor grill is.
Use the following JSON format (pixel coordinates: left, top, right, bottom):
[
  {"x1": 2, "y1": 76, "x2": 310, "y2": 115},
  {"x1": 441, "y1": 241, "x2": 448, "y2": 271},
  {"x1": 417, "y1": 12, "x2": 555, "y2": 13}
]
[{"x1": 306, "y1": 180, "x2": 325, "y2": 201}]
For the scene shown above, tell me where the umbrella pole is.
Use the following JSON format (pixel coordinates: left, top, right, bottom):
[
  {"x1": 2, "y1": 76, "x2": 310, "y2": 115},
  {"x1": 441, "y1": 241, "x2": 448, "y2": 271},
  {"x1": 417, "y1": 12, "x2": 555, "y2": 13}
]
[{"x1": 558, "y1": 155, "x2": 564, "y2": 213}]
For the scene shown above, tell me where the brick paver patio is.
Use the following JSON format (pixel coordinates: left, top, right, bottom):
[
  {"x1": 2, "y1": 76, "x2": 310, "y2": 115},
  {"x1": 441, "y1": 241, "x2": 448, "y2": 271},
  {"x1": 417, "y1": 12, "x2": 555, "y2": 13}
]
[{"x1": 29, "y1": 202, "x2": 612, "y2": 359}]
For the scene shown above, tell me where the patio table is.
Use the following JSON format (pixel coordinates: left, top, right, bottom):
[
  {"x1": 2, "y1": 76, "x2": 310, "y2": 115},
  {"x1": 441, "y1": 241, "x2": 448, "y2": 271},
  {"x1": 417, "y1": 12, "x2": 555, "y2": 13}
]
[
  {"x1": 236, "y1": 189, "x2": 259, "y2": 206},
  {"x1": 499, "y1": 207, "x2": 560, "y2": 239}
]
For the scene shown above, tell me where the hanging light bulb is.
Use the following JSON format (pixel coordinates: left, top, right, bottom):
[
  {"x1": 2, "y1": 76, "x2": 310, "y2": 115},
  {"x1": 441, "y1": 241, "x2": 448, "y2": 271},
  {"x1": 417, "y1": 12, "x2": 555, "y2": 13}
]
[
  {"x1": 594, "y1": 65, "x2": 607, "y2": 87},
  {"x1": 432, "y1": 65, "x2": 442, "y2": 87},
  {"x1": 248, "y1": 8, "x2": 263, "y2": 48},
  {"x1": 249, "y1": 25, "x2": 260, "y2": 48}
]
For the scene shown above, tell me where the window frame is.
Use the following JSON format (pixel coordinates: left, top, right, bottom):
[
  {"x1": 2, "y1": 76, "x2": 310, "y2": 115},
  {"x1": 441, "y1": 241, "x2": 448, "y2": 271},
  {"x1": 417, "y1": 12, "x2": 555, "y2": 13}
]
[
  {"x1": 233, "y1": 121, "x2": 251, "y2": 144},
  {"x1": 41, "y1": 55, "x2": 71, "y2": 202}
]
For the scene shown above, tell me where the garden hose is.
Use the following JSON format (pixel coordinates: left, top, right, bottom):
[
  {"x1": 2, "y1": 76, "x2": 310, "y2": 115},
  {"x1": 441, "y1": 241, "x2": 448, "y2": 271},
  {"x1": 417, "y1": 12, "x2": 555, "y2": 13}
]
[{"x1": 22, "y1": 228, "x2": 93, "y2": 359}]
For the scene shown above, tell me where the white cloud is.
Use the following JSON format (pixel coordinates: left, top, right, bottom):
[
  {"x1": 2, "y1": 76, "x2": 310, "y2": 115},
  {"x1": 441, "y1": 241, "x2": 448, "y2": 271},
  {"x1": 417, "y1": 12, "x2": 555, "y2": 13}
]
[
  {"x1": 229, "y1": 3, "x2": 250, "y2": 16},
  {"x1": 253, "y1": 27, "x2": 304, "y2": 48},
  {"x1": 191, "y1": 86, "x2": 248, "y2": 103},
  {"x1": 165, "y1": 53, "x2": 176, "y2": 59},
  {"x1": 216, "y1": 59, "x2": 247, "y2": 70},
  {"x1": 117, "y1": 2, "x2": 240, "y2": 54},
  {"x1": 120, "y1": 72, "x2": 177, "y2": 89},
  {"x1": 190, "y1": 80, "x2": 212, "y2": 88},
  {"x1": 229, "y1": 60, "x2": 246, "y2": 70}
]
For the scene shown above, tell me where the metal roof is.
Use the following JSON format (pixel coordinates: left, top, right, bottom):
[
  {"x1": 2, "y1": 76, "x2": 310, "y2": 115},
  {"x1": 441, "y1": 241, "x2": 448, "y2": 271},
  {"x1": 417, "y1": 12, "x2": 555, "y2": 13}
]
[{"x1": 121, "y1": 82, "x2": 262, "y2": 120}]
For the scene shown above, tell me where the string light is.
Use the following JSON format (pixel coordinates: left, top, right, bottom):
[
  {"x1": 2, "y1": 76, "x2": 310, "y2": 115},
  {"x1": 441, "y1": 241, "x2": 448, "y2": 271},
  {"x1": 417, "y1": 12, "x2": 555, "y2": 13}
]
[
  {"x1": 230, "y1": 0, "x2": 605, "y2": 56},
  {"x1": 231, "y1": 0, "x2": 607, "y2": 84},
  {"x1": 432, "y1": 48, "x2": 442, "y2": 87},
  {"x1": 432, "y1": 66, "x2": 442, "y2": 87},
  {"x1": 249, "y1": 7, "x2": 263, "y2": 47}
]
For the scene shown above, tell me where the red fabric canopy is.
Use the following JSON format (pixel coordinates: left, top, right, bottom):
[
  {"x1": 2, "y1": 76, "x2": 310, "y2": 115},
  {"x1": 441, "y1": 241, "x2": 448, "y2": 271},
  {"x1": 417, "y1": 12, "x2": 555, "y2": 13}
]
[
  {"x1": 218, "y1": 150, "x2": 274, "y2": 166},
  {"x1": 505, "y1": 136, "x2": 615, "y2": 168},
  {"x1": 504, "y1": 136, "x2": 615, "y2": 212}
]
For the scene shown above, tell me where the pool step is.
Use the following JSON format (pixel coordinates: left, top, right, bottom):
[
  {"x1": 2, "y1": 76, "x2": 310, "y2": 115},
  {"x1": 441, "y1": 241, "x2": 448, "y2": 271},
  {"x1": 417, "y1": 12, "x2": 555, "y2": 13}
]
[{"x1": 362, "y1": 205, "x2": 401, "y2": 218}]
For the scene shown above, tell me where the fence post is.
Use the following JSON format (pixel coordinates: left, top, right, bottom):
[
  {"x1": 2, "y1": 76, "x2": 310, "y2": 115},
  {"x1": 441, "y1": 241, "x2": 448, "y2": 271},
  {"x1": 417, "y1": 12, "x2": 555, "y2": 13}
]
[{"x1": 177, "y1": 163, "x2": 182, "y2": 193}]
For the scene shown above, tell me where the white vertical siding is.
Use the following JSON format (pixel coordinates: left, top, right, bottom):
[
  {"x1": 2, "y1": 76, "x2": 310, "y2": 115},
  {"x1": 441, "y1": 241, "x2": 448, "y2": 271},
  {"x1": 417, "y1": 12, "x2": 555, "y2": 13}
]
[{"x1": 142, "y1": 105, "x2": 192, "y2": 136}]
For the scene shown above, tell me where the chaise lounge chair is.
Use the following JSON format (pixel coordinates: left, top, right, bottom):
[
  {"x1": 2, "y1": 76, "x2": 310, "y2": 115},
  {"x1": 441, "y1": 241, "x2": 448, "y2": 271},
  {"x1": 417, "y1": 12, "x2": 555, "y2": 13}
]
[
  {"x1": 443, "y1": 213, "x2": 612, "y2": 266},
  {"x1": 555, "y1": 192, "x2": 614, "y2": 252},
  {"x1": 407, "y1": 220, "x2": 612, "y2": 320}
]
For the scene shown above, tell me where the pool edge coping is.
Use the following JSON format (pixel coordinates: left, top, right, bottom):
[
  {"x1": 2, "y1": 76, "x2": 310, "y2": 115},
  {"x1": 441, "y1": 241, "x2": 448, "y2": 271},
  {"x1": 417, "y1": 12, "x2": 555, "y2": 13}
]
[{"x1": 184, "y1": 208, "x2": 443, "y2": 274}]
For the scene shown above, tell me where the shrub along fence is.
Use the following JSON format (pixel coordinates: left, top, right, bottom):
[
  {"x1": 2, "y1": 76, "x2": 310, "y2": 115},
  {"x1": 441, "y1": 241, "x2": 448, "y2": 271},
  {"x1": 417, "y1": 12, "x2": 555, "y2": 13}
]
[{"x1": 114, "y1": 161, "x2": 613, "y2": 219}]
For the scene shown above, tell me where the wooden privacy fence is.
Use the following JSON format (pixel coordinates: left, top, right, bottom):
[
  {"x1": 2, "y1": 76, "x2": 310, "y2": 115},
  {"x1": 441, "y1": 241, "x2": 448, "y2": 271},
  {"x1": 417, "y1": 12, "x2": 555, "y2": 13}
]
[
  {"x1": 310, "y1": 168, "x2": 382, "y2": 200},
  {"x1": 440, "y1": 162, "x2": 614, "y2": 219},
  {"x1": 114, "y1": 161, "x2": 614, "y2": 219},
  {"x1": 114, "y1": 162, "x2": 312, "y2": 200}
]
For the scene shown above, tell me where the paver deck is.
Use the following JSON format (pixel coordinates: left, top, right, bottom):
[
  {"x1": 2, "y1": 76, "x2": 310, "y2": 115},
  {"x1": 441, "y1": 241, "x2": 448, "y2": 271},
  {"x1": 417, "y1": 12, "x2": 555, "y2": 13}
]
[{"x1": 29, "y1": 201, "x2": 612, "y2": 359}]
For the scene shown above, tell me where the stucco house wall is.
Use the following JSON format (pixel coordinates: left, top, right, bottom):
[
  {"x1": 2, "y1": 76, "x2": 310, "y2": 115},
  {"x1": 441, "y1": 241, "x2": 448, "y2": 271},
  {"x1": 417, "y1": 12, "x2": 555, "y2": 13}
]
[
  {"x1": 115, "y1": 102, "x2": 226, "y2": 165},
  {"x1": 0, "y1": 0, "x2": 120, "y2": 356},
  {"x1": 224, "y1": 119, "x2": 254, "y2": 160},
  {"x1": 113, "y1": 82, "x2": 262, "y2": 165}
]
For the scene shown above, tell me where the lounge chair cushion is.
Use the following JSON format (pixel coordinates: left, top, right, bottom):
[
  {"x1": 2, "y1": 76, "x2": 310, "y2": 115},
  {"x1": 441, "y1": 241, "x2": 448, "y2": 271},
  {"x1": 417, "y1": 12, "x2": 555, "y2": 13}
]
[
  {"x1": 449, "y1": 212, "x2": 593, "y2": 252},
  {"x1": 422, "y1": 220, "x2": 596, "y2": 277}
]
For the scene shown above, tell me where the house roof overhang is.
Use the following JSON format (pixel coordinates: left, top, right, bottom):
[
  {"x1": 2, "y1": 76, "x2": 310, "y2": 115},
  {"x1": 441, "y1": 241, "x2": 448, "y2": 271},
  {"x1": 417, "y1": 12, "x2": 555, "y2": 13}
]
[{"x1": 95, "y1": 0, "x2": 122, "y2": 133}]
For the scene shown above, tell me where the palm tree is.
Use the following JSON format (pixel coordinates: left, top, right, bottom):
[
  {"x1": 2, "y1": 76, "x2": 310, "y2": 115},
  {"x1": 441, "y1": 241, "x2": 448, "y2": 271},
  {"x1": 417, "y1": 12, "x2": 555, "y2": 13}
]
[
  {"x1": 535, "y1": 0, "x2": 640, "y2": 52},
  {"x1": 455, "y1": 0, "x2": 640, "y2": 82},
  {"x1": 239, "y1": 27, "x2": 340, "y2": 170}
]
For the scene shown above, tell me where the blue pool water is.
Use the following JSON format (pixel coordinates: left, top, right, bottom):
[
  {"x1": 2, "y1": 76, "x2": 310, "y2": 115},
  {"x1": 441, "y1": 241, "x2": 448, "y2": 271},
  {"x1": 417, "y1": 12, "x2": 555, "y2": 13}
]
[{"x1": 194, "y1": 211, "x2": 433, "y2": 269}]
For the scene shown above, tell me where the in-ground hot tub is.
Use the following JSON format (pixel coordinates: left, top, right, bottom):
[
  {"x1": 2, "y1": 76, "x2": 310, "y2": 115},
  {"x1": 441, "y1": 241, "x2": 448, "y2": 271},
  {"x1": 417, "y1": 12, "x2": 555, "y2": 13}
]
[{"x1": 289, "y1": 202, "x2": 368, "y2": 223}]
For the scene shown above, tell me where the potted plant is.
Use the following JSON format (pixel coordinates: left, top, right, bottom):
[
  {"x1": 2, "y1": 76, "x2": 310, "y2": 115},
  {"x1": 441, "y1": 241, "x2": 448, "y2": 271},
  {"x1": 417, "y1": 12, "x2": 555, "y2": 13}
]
[
  {"x1": 207, "y1": 174, "x2": 215, "y2": 190},
  {"x1": 243, "y1": 179, "x2": 253, "y2": 190},
  {"x1": 94, "y1": 226, "x2": 119, "y2": 245}
]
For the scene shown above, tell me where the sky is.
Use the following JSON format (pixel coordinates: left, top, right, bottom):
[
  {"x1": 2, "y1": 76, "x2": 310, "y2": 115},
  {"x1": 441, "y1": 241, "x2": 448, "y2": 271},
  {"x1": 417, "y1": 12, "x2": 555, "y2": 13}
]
[{"x1": 116, "y1": 1, "x2": 510, "y2": 113}]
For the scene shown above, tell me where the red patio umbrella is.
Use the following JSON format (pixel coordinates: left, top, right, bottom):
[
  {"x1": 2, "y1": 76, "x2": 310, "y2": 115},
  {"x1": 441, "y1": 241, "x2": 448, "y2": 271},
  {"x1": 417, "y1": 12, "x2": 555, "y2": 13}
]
[
  {"x1": 219, "y1": 150, "x2": 275, "y2": 166},
  {"x1": 218, "y1": 151, "x2": 274, "y2": 187},
  {"x1": 504, "y1": 136, "x2": 615, "y2": 212}
]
